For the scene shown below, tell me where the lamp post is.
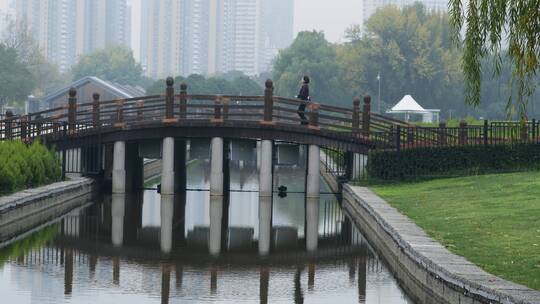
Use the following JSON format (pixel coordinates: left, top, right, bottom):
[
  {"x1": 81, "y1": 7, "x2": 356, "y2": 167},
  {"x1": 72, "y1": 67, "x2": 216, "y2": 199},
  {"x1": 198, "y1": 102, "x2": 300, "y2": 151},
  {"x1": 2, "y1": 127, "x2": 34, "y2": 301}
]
[{"x1": 376, "y1": 73, "x2": 381, "y2": 113}]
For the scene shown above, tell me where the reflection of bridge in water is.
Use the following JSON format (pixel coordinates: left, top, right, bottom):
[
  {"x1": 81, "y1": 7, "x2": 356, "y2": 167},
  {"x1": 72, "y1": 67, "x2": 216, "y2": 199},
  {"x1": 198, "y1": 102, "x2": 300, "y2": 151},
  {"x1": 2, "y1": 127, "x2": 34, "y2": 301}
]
[{"x1": 5, "y1": 191, "x2": 397, "y2": 304}]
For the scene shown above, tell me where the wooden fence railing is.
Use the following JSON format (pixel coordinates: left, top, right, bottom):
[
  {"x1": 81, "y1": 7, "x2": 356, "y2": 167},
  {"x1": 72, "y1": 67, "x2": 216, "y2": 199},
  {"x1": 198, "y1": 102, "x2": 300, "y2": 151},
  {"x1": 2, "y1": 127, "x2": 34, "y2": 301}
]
[{"x1": 1, "y1": 77, "x2": 538, "y2": 151}]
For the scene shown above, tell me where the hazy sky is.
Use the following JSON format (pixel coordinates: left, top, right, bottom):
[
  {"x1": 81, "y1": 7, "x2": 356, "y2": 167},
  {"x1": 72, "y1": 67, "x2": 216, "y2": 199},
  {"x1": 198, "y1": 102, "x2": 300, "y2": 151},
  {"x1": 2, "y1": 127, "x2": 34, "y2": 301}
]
[{"x1": 127, "y1": 0, "x2": 362, "y2": 60}]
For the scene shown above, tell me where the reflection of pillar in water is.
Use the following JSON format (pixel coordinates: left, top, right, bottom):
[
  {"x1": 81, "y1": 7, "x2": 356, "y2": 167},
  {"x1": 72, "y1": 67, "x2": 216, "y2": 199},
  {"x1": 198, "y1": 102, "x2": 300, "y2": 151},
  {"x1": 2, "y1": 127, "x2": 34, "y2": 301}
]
[
  {"x1": 308, "y1": 263, "x2": 315, "y2": 291},
  {"x1": 210, "y1": 266, "x2": 218, "y2": 294},
  {"x1": 175, "y1": 264, "x2": 183, "y2": 289},
  {"x1": 161, "y1": 194, "x2": 174, "y2": 253},
  {"x1": 111, "y1": 193, "x2": 126, "y2": 247},
  {"x1": 260, "y1": 267, "x2": 269, "y2": 304},
  {"x1": 173, "y1": 193, "x2": 187, "y2": 245},
  {"x1": 161, "y1": 265, "x2": 171, "y2": 304},
  {"x1": 209, "y1": 195, "x2": 223, "y2": 256},
  {"x1": 294, "y1": 267, "x2": 304, "y2": 304},
  {"x1": 89, "y1": 255, "x2": 97, "y2": 279},
  {"x1": 258, "y1": 196, "x2": 272, "y2": 255},
  {"x1": 358, "y1": 256, "x2": 367, "y2": 303},
  {"x1": 64, "y1": 249, "x2": 73, "y2": 295},
  {"x1": 305, "y1": 198, "x2": 319, "y2": 252},
  {"x1": 348, "y1": 259, "x2": 356, "y2": 285},
  {"x1": 210, "y1": 137, "x2": 224, "y2": 196},
  {"x1": 113, "y1": 257, "x2": 120, "y2": 285}
]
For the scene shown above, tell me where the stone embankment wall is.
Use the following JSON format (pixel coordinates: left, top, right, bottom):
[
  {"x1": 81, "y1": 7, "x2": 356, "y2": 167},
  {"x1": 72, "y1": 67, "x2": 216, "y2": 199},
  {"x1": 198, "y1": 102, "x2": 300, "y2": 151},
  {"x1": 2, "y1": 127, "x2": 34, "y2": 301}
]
[
  {"x1": 0, "y1": 177, "x2": 96, "y2": 246},
  {"x1": 342, "y1": 185, "x2": 540, "y2": 304}
]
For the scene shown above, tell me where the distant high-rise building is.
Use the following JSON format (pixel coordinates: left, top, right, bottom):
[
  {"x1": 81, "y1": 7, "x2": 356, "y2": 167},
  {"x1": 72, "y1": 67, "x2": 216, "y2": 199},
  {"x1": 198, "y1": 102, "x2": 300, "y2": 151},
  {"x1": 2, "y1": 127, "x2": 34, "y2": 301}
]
[
  {"x1": 258, "y1": 0, "x2": 293, "y2": 74},
  {"x1": 0, "y1": 0, "x2": 15, "y2": 39},
  {"x1": 141, "y1": 0, "x2": 294, "y2": 79},
  {"x1": 216, "y1": 0, "x2": 259, "y2": 75},
  {"x1": 15, "y1": 0, "x2": 129, "y2": 72},
  {"x1": 140, "y1": 0, "x2": 187, "y2": 79},
  {"x1": 75, "y1": 0, "x2": 130, "y2": 56},
  {"x1": 361, "y1": 0, "x2": 448, "y2": 29}
]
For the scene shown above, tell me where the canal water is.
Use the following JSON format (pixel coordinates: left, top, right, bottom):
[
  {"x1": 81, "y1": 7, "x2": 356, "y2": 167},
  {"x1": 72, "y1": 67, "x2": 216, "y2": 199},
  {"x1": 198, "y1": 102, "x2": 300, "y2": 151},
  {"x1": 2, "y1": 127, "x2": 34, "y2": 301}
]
[{"x1": 0, "y1": 154, "x2": 413, "y2": 303}]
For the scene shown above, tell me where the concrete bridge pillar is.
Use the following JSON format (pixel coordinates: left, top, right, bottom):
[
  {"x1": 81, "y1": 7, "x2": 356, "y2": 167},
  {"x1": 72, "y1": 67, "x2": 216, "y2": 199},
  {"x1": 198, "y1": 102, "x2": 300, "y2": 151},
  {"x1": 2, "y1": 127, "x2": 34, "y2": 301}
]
[
  {"x1": 111, "y1": 141, "x2": 143, "y2": 193},
  {"x1": 111, "y1": 194, "x2": 125, "y2": 247},
  {"x1": 210, "y1": 137, "x2": 224, "y2": 196},
  {"x1": 258, "y1": 196, "x2": 272, "y2": 255},
  {"x1": 259, "y1": 140, "x2": 273, "y2": 197},
  {"x1": 161, "y1": 137, "x2": 175, "y2": 195},
  {"x1": 209, "y1": 195, "x2": 223, "y2": 256},
  {"x1": 112, "y1": 141, "x2": 126, "y2": 193},
  {"x1": 306, "y1": 145, "x2": 320, "y2": 198},
  {"x1": 306, "y1": 197, "x2": 319, "y2": 252},
  {"x1": 160, "y1": 194, "x2": 174, "y2": 254}
]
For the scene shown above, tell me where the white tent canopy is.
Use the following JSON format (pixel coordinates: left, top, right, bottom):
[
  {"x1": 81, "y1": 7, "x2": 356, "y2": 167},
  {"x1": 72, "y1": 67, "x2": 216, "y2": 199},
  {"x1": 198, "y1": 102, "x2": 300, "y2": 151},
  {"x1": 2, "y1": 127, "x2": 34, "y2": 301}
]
[
  {"x1": 388, "y1": 95, "x2": 428, "y2": 113},
  {"x1": 386, "y1": 94, "x2": 440, "y2": 123}
]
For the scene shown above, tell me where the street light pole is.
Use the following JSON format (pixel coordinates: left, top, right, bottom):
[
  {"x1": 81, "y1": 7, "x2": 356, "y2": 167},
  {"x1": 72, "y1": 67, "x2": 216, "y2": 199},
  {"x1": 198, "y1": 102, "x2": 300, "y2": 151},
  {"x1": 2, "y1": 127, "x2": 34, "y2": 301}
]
[{"x1": 376, "y1": 73, "x2": 381, "y2": 113}]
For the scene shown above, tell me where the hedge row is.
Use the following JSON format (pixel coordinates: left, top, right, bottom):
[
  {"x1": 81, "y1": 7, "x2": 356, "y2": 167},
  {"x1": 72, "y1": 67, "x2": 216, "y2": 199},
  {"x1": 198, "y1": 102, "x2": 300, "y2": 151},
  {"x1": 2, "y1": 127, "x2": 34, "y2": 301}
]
[
  {"x1": 0, "y1": 140, "x2": 62, "y2": 194},
  {"x1": 367, "y1": 144, "x2": 540, "y2": 180}
]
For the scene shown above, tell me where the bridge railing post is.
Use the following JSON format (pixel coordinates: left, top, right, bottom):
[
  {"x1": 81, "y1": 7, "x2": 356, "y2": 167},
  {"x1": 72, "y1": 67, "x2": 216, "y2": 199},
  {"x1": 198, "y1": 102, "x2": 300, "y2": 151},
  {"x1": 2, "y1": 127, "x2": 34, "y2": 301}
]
[
  {"x1": 309, "y1": 103, "x2": 319, "y2": 130},
  {"x1": 520, "y1": 118, "x2": 528, "y2": 143},
  {"x1": 438, "y1": 122, "x2": 447, "y2": 146},
  {"x1": 179, "y1": 83, "x2": 187, "y2": 119},
  {"x1": 68, "y1": 88, "x2": 77, "y2": 133},
  {"x1": 213, "y1": 96, "x2": 223, "y2": 122},
  {"x1": 114, "y1": 99, "x2": 125, "y2": 128},
  {"x1": 165, "y1": 77, "x2": 174, "y2": 121},
  {"x1": 20, "y1": 115, "x2": 28, "y2": 141},
  {"x1": 458, "y1": 120, "x2": 468, "y2": 145},
  {"x1": 352, "y1": 98, "x2": 360, "y2": 135},
  {"x1": 92, "y1": 93, "x2": 100, "y2": 128},
  {"x1": 136, "y1": 100, "x2": 144, "y2": 121},
  {"x1": 532, "y1": 119, "x2": 537, "y2": 143},
  {"x1": 483, "y1": 119, "x2": 488, "y2": 145},
  {"x1": 35, "y1": 114, "x2": 42, "y2": 137},
  {"x1": 406, "y1": 127, "x2": 414, "y2": 147},
  {"x1": 395, "y1": 125, "x2": 401, "y2": 152},
  {"x1": 4, "y1": 110, "x2": 13, "y2": 140},
  {"x1": 362, "y1": 95, "x2": 371, "y2": 135},
  {"x1": 262, "y1": 79, "x2": 273, "y2": 124}
]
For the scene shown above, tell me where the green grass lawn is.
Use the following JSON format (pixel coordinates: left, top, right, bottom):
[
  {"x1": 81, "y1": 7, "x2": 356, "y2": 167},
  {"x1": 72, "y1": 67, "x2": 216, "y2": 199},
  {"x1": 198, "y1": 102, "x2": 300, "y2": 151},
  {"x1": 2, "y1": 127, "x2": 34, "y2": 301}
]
[{"x1": 370, "y1": 171, "x2": 540, "y2": 291}]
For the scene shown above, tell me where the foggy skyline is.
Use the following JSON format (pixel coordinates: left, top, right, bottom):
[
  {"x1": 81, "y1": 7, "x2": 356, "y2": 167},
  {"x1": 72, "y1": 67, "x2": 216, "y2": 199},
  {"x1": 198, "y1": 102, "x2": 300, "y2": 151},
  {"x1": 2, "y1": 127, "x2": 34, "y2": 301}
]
[{"x1": 127, "y1": 0, "x2": 364, "y2": 61}]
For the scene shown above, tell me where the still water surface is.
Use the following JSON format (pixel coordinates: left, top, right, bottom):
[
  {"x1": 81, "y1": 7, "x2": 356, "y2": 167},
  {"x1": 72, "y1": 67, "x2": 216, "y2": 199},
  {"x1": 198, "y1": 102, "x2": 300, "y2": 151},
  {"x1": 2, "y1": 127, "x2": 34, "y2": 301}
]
[{"x1": 0, "y1": 157, "x2": 413, "y2": 303}]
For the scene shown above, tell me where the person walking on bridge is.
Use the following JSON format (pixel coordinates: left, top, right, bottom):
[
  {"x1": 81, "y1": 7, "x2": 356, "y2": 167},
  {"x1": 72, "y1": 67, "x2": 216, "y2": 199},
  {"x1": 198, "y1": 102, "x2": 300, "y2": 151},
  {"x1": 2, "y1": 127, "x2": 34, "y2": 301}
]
[{"x1": 296, "y1": 76, "x2": 310, "y2": 125}]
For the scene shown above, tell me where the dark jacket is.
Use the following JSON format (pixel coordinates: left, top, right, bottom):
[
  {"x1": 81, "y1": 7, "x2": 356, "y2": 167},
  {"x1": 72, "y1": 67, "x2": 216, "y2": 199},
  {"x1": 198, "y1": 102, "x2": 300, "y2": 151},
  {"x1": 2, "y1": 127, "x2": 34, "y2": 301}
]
[{"x1": 297, "y1": 84, "x2": 310, "y2": 101}]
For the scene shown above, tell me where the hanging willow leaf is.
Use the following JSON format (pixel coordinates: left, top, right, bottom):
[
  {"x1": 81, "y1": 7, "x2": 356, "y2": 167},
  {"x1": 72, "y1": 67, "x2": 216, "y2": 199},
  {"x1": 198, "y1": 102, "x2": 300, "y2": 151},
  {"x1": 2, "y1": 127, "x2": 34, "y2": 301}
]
[{"x1": 449, "y1": 0, "x2": 540, "y2": 118}]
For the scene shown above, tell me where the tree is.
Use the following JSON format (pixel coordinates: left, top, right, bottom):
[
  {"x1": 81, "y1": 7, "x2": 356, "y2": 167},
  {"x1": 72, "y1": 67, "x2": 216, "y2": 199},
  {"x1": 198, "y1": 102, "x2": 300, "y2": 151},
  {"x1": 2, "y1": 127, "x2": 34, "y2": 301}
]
[
  {"x1": 449, "y1": 0, "x2": 540, "y2": 117},
  {"x1": 2, "y1": 20, "x2": 66, "y2": 99},
  {"x1": 145, "y1": 73, "x2": 262, "y2": 96},
  {"x1": 272, "y1": 31, "x2": 346, "y2": 105},
  {"x1": 337, "y1": 4, "x2": 464, "y2": 116},
  {"x1": 71, "y1": 46, "x2": 143, "y2": 86},
  {"x1": 0, "y1": 44, "x2": 35, "y2": 110}
]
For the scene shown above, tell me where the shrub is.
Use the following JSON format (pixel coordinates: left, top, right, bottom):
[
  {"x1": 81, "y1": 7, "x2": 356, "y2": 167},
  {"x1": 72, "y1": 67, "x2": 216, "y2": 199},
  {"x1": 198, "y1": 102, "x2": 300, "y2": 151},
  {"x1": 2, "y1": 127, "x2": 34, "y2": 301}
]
[
  {"x1": 0, "y1": 140, "x2": 62, "y2": 195},
  {"x1": 367, "y1": 144, "x2": 540, "y2": 181}
]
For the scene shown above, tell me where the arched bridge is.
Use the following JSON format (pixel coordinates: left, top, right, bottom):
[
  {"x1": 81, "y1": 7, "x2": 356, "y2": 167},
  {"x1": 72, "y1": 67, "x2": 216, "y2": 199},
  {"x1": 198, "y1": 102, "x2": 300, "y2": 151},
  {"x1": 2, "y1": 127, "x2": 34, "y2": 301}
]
[{"x1": 0, "y1": 77, "x2": 417, "y2": 197}]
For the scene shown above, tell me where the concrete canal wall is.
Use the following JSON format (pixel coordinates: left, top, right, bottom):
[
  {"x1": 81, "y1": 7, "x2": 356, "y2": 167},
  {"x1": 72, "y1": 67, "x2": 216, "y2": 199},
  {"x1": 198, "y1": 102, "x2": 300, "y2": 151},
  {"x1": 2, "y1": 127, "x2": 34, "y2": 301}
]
[
  {"x1": 0, "y1": 177, "x2": 97, "y2": 246},
  {"x1": 342, "y1": 185, "x2": 540, "y2": 304}
]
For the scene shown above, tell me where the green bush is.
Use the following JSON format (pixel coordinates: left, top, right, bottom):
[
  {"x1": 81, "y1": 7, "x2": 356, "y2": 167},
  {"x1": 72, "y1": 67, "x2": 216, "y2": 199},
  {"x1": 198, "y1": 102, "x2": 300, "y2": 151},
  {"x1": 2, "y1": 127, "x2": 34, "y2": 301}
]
[
  {"x1": 0, "y1": 140, "x2": 61, "y2": 195},
  {"x1": 367, "y1": 144, "x2": 540, "y2": 181}
]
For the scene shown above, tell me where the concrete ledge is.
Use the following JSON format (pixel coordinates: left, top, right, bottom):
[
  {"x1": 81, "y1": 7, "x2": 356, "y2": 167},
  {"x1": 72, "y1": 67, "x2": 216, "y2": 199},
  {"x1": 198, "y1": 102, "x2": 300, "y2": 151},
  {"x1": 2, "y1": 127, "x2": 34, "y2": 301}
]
[
  {"x1": 343, "y1": 185, "x2": 540, "y2": 304},
  {"x1": 0, "y1": 177, "x2": 97, "y2": 245}
]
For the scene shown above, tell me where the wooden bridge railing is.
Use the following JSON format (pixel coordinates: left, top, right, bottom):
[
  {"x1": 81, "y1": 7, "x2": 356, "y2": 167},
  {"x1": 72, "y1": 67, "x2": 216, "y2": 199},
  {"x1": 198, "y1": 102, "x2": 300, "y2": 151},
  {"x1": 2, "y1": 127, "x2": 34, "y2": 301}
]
[{"x1": 1, "y1": 77, "x2": 538, "y2": 150}]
